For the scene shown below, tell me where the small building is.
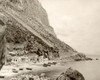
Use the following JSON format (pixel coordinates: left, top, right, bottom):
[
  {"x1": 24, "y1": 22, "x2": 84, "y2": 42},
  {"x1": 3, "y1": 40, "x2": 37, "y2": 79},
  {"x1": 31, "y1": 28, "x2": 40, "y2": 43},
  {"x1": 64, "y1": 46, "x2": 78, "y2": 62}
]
[
  {"x1": 11, "y1": 57, "x2": 21, "y2": 63},
  {"x1": 39, "y1": 56, "x2": 44, "y2": 62},
  {"x1": 28, "y1": 54, "x2": 39, "y2": 63},
  {"x1": 20, "y1": 56, "x2": 29, "y2": 62},
  {"x1": 9, "y1": 52, "x2": 16, "y2": 56}
]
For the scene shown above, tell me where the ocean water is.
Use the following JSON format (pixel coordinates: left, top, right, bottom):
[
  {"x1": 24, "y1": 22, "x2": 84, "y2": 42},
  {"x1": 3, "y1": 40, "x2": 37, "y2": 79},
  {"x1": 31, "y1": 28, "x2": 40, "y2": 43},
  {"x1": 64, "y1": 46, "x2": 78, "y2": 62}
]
[{"x1": 61, "y1": 60, "x2": 100, "y2": 80}]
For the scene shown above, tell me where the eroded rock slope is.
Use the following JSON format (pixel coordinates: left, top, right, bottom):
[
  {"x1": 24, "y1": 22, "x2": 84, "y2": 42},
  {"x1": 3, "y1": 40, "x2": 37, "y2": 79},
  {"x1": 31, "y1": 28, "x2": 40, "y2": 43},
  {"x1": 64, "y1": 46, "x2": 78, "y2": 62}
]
[{"x1": 0, "y1": 0, "x2": 77, "y2": 58}]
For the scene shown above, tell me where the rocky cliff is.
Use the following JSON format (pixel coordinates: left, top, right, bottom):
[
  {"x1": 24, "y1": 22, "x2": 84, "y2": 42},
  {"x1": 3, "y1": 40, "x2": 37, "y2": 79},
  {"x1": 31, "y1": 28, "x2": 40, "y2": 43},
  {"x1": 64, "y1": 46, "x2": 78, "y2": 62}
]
[
  {"x1": 0, "y1": 17, "x2": 6, "y2": 70},
  {"x1": 0, "y1": 0, "x2": 78, "y2": 59}
]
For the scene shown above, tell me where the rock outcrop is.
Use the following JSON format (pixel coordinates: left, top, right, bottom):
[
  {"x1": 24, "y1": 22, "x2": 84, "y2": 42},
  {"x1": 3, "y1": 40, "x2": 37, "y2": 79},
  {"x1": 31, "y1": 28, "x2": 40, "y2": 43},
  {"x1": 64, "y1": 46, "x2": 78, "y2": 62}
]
[
  {"x1": 56, "y1": 68, "x2": 85, "y2": 80},
  {"x1": 0, "y1": 16, "x2": 6, "y2": 70}
]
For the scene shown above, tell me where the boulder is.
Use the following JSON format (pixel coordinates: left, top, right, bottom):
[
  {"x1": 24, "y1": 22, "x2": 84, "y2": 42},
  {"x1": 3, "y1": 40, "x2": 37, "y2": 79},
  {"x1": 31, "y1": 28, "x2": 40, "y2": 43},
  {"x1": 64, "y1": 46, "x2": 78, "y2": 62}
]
[{"x1": 56, "y1": 68, "x2": 85, "y2": 80}]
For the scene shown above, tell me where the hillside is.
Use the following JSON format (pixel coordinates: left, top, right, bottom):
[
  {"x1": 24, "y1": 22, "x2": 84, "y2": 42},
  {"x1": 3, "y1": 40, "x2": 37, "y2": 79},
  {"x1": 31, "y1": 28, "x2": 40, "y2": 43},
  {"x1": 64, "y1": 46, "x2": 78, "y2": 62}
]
[{"x1": 0, "y1": 0, "x2": 78, "y2": 59}]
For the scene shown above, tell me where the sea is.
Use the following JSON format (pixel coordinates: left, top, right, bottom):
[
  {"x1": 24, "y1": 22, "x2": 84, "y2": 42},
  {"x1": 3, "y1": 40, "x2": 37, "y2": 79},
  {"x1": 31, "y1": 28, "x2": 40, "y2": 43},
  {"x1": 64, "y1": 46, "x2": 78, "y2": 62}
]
[
  {"x1": 60, "y1": 55, "x2": 100, "y2": 80},
  {"x1": 34, "y1": 55, "x2": 100, "y2": 80}
]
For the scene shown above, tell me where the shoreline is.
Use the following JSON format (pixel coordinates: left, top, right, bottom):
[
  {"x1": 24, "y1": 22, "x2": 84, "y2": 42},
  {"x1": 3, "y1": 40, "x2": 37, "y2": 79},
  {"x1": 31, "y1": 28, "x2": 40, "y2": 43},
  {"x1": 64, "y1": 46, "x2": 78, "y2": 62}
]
[
  {"x1": 0, "y1": 58, "x2": 99, "y2": 80},
  {"x1": 1, "y1": 64, "x2": 65, "y2": 80}
]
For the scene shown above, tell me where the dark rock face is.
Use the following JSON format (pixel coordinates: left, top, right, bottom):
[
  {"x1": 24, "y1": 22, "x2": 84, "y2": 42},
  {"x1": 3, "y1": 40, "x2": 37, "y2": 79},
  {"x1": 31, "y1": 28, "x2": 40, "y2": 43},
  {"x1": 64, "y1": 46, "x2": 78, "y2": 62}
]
[
  {"x1": 70, "y1": 53, "x2": 93, "y2": 61},
  {"x1": 0, "y1": 19, "x2": 6, "y2": 70},
  {"x1": 56, "y1": 68, "x2": 85, "y2": 80},
  {"x1": 71, "y1": 53, "x2": 86, "y2": 61}
]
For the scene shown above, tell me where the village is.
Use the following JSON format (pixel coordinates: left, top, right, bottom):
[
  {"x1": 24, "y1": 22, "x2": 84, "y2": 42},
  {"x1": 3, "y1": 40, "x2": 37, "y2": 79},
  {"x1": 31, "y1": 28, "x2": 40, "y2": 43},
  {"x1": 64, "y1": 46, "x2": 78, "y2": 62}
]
[
  {"x1": 0, "y1": 45, "x2": 58, "y2": 80},
  {"x1": 0, "y1": 52, "x2": 58, "y2": 80},
  {"x1": 6, "y1": 47, "x2": 59, "y2": 65}
]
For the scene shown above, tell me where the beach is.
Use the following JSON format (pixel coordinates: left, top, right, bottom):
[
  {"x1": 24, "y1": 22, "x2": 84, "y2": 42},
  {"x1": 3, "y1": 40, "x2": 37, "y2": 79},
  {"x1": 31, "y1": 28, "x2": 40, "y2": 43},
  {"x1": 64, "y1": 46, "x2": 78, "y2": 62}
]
[{"x1": 0, "y1": 58, "x2": 100, "y2": 80}]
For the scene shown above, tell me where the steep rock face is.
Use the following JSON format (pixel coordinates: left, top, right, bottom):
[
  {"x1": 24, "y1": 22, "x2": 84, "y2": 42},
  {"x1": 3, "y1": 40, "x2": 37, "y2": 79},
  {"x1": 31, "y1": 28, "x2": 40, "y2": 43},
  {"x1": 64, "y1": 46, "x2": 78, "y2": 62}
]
[
  {"x1": 0, "y1": 0, "x2": 56, "y2": 36},
  {"x1": 0, "y1": 0, "x2": 77, "y2": 59},
  {"x1": 0, "y1": 17, "x2": 6, "y2": 70}
]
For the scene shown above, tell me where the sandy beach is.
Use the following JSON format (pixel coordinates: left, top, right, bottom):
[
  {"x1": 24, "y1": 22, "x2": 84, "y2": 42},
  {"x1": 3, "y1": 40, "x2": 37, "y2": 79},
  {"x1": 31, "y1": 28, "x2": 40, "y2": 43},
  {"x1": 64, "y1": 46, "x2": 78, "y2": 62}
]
[{"x1": 0, "y1": 61, "x2": 66, "y2": 80}]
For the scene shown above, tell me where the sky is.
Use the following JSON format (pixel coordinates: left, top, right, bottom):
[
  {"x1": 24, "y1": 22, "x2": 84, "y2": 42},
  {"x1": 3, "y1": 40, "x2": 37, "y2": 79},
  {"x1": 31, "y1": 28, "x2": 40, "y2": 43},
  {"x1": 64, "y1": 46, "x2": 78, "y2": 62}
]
[{"x1": 39, "y1": 0, "x2": 100, "y2": 55}]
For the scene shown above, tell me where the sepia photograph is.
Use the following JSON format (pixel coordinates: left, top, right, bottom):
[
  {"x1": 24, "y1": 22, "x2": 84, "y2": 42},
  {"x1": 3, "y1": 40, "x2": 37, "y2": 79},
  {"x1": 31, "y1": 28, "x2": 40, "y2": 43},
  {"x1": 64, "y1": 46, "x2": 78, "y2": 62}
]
[{"x1": 0, "y1": 0, "x2": 100, "y2": 80}]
